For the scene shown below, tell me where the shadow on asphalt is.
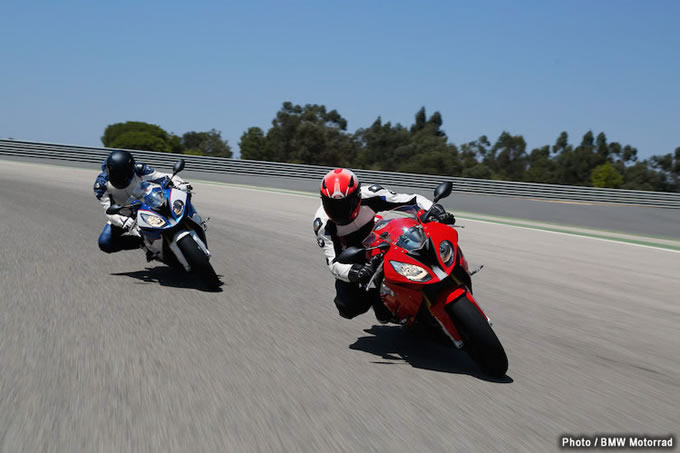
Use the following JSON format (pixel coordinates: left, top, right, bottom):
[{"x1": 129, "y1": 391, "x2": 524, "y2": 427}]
[
  {"x1": 349, "y1": 325, "x2": 513, "y2": 383},
  {"x1": 111, "y1": 266, "x2": 223, "y2": 293}
]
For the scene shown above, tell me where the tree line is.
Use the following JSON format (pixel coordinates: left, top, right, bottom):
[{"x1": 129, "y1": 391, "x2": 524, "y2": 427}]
[
  {"x1": 101, "y1": 121, "x2": 232, "y2": 158},
  {"x1": 102, "y1": 103, "x2": 680, "y2": 192}
]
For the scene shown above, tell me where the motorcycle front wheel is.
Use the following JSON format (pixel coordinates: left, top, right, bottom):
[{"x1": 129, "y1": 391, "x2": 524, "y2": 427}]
[
  {"x1": 177, "y1": 235, "x2": 220, "y2": 289},
  {"x1": 446, "y1": 298, "x2": 508, "y2": 377}
]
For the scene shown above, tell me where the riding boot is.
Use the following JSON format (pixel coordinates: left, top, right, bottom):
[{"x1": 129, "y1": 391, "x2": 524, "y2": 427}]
[
  {"x1": 372, "y1": 300, "x2": 394, "y2": 324},
  {"x1": 119, "y1": 235, "x2": 143, "y2": 250}
]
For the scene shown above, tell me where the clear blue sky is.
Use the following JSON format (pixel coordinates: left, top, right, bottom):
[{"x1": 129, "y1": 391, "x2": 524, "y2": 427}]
[{"x1": 1, "y1": 0, "x2": 678, "y2": 158}]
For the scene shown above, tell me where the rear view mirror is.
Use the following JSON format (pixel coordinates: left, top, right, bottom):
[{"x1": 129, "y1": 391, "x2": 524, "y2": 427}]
[
  {"x1": 433, "y1": 181, "x2": 453, "y2": 203},
  {"x1": 421, "y1": 182, "x2": 454, "y2": 223},
  {"x1": 335, "y1": 246, "x2": 366, "y2": 264},
  {"x1": 172, "y1": 159, "x2": 185, "y2": 176}
]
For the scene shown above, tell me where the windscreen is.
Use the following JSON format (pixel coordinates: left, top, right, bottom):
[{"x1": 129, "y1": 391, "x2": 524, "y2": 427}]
[
  {"x1": 395, "y1": 225, "x2": 427, "y2": 251},
  {"x1": 361, "y1": 205, "x2": 422, "y2": 248}
]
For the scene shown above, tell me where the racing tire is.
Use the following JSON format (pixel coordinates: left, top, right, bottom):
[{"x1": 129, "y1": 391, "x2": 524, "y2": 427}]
[
  {"x1": 446, "y1": 298, "x2": 508, "y2": 377},
  {"x1": 177, "y1": 235, "x2": 220, "y2": 289}
]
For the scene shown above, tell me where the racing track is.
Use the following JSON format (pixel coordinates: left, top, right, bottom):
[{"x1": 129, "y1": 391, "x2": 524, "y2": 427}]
[{"x1": 0, "y1": 160, "x2": 678, "y2": 452}]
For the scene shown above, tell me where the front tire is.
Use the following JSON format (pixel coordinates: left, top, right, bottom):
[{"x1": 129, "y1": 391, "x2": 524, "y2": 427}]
[
  {"x1": 447, "y1": 299, "x2": 508, "y2": 377},
  {"x1": 177, "y1": 235, "x2": 220, "y2": 289}
]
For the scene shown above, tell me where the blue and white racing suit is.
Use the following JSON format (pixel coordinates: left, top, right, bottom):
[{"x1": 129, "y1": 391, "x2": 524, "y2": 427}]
[{"x1": 93, "y1": 159, "x2": 185, "y2": 253}]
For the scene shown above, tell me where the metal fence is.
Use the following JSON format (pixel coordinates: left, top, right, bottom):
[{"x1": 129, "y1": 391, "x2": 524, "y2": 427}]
[{"x1": 2, "y1": 138, "x2": 679, "y2": 208}]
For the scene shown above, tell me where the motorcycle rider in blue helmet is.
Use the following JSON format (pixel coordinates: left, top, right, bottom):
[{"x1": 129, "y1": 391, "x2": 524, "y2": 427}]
[{"x1": 93, "y1": 150, "x2": 188, "y2": 255}]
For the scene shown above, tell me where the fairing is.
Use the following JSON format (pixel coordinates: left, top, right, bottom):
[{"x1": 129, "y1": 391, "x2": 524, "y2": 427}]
[
  {"x1": 362, "y1": 204, "x2": 485, "y2": 340},
  {"x1": 136, "y1": 187, "x2": 187, "y2": 230}
]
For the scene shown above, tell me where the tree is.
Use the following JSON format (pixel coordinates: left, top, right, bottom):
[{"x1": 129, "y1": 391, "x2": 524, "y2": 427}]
[
  {"x1": 552, "y1": 131, "x2": 570, "y2": 155},
  {"x1": 622, "y1": 145, "x2": 638, "y2": 164},
  {"x1": 266, "y1": 102, "x2": 358, "y2": 166},
  {"x1": 410, "y1": 107, "x2": 427, "y2": 134},
  {"x1": 354, "y1": 117, "x2": 411, "y2": 171},
  {"x1": 101, "y1": 121, "x2": 178, "y2": 153},
  {"x1": 621, "y1": 161, "x2": 663, "y2": 191},
  {"x1": 650, "y1": 147, "x2": 680, "y2": 191},
  {"x1": 409, "y1": 107, "x2": 447, "y2": 139},
  {"x1": 397, "y1": 145, "x2": 461, "y2": 176},
  {"x1": 227, "y1": 103, "x2": 679, "y2": 192},
  {"x1": 239, "y1": 127, "x2": 272, "y2": 160},
  {"x1": 460, "y1": 136, "x2": 492, "y2": 179},
  {"x1": 596, "y1": 132, "x2": 609, "y2": 160},
  {"x1": 181, "y1": 129, "x2": 232, "y2": 157},
  {"x1": 552, "y1": 131, "x2": 601, "y2": 186},
  {"x1": 108, "y1": 131, "x2": 172, "y2": 153},
  {"x1": 354, "y1": 107, "x2": 454, "y2": 173},
  {"x1": 525, "y1": 146, "x2": 555, "y2": 183},
  {"x1": 488, "y1": 132, "x2": 528, "y2": 180},
  {"x1": 591, "y1": 162, "x2": 623, "y2": 188},
  {"x1": 608, "y1": 141, "x2": 623, "y2": 161}
]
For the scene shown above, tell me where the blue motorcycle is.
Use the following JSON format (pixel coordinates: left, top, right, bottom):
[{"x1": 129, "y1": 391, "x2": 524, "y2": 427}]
[{"x1": 107, "y1": 159, "x2": 220, "y2": 289}]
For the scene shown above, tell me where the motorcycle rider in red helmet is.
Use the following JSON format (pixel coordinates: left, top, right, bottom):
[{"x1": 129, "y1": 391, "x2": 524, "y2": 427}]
[{"x1": 314, "y1": 168, "x2": 456, "y2": 323}]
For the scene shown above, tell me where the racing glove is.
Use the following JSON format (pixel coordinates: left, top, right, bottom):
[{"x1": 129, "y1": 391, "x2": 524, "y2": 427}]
[
  {"x1": 430, "y1": 203, "x2": 456, "y2": 225},
  {"x1": 348, "y1": 255, "x2": 382, "y2": 284},
  {"x1": 120, "y1": 216, "x2": 135, "y2": 231}
]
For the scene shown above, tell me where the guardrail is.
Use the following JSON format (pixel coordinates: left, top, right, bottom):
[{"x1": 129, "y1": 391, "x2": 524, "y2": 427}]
[{"x1": 2, "y1": 138, "x2": 679, "y2": 208}]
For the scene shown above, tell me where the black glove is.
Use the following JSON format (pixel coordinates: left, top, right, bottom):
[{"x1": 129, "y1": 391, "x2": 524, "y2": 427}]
[
  {"x1": 348, "y1": 255, "x2": 382, "y2": 284},
  {"x1": 430, "y1": 203, "x2": 456, "y2": 225}
]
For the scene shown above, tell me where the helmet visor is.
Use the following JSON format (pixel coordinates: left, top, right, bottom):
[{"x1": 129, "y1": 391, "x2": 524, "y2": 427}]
[
  {"x1": 109, "y1": 166, "x2": 135, "y2": 189},
  {"x1": 322, "y1": 190, "x2": 361, "y2": 225}
]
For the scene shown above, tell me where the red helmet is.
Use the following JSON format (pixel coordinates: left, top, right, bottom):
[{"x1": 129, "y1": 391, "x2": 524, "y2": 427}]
[{"x1": 320, "y1": 168, "x2": 361, "y2": 225}]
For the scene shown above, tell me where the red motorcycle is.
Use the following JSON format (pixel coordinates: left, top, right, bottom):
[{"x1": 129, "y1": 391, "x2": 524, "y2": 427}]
[{"x1": 336, "y1": 182, "x2": 508, "y2": 377}]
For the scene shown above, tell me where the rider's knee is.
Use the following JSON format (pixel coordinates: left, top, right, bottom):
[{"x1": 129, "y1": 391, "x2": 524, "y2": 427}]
[
  {"x1": 334, "y1": 297, "x2": 369, "y2": 319},
  {"x1": 98, "y1": 238, "x2": 115, "y2": 253},
  {"x1": 98, "y1": 228, "x2": 116, "y2": 253}
]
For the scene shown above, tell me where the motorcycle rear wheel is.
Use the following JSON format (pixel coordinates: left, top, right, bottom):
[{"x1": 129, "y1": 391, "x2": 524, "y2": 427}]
[
  {"x1": 446, "y1": 299, "x2": 508, "y2": 377},
  {"x1": 177, "y1": 235, "x2": 220, "y2": 289}
]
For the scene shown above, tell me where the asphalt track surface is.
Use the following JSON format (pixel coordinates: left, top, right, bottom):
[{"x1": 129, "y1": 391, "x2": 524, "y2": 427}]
[{"x1": 0, "y1": 159, "x2": 678, "y2": 452}]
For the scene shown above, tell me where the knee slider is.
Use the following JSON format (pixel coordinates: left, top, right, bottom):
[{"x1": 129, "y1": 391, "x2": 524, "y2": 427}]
[
  {"x1": 334, "y1": 298, "x2": 360, "y2": 319},
  {"x1": 98, "y1": 237, "x2": 115, "y2": 253}
]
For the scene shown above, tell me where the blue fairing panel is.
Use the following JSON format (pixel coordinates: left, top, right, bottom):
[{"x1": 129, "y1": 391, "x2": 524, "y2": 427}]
[{"x1": 186, "y1": 200, "x2": 196, "y2": 217}]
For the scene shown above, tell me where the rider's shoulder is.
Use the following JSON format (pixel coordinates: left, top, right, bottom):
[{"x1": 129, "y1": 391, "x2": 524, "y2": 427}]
[
  {"x1": 314, "y1": 205, "x2": 329, "y2": 223},
  {"x1": 313, "y1": 206, "x2": 332, "y2": 235},
  {"x1": 362, "y1": 184, "x2": 397, "y2": 197},
  {"x1": 135, "y1": 163, "x2": 155, "y2": 176},
  {"x1": 93, "y1": 172, "x2": 109, "y2": 199}
]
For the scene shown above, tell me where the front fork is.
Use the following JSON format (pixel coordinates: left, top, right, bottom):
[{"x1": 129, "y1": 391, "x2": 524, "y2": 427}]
[
  {"x1": 166, "y1": 229, "x2": 211, "y2": 272},
  {"x1": 425, "y1": 286, "x2": 491, "y2": 349}
]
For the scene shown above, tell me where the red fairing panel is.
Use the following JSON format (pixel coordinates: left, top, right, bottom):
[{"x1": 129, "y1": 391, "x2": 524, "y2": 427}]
[
  {"x1": 439, "y1": 286, "x2": 488, "y2": 319},
  {"x1": 380, "y1": 282, "x2": 423, "y2": 322},
  {"x1": 430, "y1": 288, "x2": 466, "y2": 341}
]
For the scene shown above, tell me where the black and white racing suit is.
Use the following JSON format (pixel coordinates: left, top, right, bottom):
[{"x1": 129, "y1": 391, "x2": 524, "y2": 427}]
[
  {"x1": 313, "y1": 184, "x2": 433, "y2": 319},
  {"x1": 94, "y1": 161, "x2": 186, "y2": 253}
]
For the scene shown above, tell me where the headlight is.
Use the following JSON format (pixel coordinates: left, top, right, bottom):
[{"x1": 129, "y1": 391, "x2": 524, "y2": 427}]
[
  {"x1": 390, "y1": 261, "x2": 431, "y2": 282},
  {"x1": 440, "y1": 240, "x2": 454, "y2": 266},
  {"x1": 141, "y1": 212, "x2": 167, "y2": 227},
  {"x1": 173, "y1": 200, "x2": 184, "y2": 216}
]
